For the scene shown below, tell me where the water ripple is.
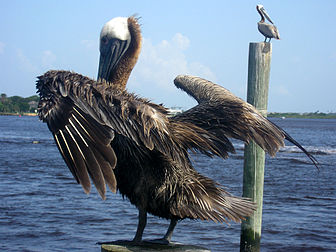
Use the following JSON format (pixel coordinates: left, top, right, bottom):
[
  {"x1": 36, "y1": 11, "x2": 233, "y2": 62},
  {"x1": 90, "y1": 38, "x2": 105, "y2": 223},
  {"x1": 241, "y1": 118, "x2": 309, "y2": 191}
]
[{"x1": 1, "y1": 116, "x2": 335, "y2": 251}]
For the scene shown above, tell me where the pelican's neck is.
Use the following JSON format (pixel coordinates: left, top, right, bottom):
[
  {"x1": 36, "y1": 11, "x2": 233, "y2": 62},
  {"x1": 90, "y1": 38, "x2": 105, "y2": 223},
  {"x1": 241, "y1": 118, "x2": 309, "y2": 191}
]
[
  {"x1": 257, "y1": 7, "x2": 265, "y2": 23},
  {"x1": 110, "y1": 17, "x2": 142, "y2": 90}
]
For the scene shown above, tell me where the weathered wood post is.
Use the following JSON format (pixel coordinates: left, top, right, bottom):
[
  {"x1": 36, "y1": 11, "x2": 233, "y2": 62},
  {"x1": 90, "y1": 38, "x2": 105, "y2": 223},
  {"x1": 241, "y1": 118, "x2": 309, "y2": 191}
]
[{"x1": 240, "y1": 42, "x2": 272, "y2": 252}]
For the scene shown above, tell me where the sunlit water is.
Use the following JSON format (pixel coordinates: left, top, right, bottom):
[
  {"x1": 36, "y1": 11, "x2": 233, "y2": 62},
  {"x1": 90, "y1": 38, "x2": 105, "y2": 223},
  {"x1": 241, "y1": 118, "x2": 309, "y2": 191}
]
[{"x1": 0, "y1": 116, "x2": 335, "y2": 251}]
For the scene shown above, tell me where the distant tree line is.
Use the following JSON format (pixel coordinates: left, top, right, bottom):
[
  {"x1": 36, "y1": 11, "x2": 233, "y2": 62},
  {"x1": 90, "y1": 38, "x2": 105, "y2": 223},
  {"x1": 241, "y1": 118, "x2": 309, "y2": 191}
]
[
  {"x1": 0, "y1": 93, "x2": 39, "y2": 114},
  {"x1": 1, "y1": 93, "x2": 335, "y2": 118},
  {"x1": 268, "y1": 112, "x2": 336, "y2": 119}
]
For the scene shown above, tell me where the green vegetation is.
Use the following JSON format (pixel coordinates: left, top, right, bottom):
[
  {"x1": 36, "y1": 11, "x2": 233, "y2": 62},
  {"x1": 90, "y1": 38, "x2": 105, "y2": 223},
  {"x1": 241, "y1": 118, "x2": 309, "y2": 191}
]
[
  {"x1": 0, "y1": 93, "x2": 39, "y2": 115},
  {"x1": 268, "y1": 112, "x2": 336, "y2": 119}
]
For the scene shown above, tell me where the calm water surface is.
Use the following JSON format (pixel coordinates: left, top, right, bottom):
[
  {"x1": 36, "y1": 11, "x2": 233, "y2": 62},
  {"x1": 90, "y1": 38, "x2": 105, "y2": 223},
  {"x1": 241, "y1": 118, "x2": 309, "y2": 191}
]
[{"x1": 0, "y1": 116, "x2": 335, "y2": 251}]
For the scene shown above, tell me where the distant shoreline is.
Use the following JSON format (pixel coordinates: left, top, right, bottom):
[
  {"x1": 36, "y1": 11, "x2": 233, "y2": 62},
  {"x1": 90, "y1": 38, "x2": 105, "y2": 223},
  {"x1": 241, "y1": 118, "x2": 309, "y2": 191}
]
[
  {"x1": 0, "y1": 112, "x2": 37, "y2": 116},
  {"x1": 268, "y1": 112, "x2": 336, "y2": 119},
  {"x1": 1, "y1": 111, "x2": 336, "y2": 119}
]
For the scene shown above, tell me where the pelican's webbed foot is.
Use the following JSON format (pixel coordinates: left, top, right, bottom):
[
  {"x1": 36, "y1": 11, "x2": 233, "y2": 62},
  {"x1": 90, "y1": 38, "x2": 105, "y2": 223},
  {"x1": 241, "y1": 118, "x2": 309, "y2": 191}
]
[
  {"x1": 145, "y1": 238, "x2": 171, "y2": 245},
  {"x1": 97, "y1": 239, "x2": 144, "y2": 246}
]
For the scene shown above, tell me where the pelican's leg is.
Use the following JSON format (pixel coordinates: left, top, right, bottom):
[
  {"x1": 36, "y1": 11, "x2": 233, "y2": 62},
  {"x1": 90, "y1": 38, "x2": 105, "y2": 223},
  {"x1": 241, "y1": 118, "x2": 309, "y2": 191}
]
[
  {"x1": 133, "y1": 208, "x2": 147, "y2": 243},
  {"x1": 149, "y1": 218, "x2": 178, "y2": 245},
  {"x1": 162, "y1": 218, "x2": 178, "y2": 242},
  {"x1": 264, "y1": 37, "x2": 267, "y2": 42}
]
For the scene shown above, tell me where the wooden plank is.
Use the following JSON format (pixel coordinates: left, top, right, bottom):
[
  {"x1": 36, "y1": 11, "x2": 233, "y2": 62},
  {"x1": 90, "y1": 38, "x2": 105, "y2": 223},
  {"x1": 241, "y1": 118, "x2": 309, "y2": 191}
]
[{"x1": 101, "y1": 240, "x2": 211, "y2": 252}]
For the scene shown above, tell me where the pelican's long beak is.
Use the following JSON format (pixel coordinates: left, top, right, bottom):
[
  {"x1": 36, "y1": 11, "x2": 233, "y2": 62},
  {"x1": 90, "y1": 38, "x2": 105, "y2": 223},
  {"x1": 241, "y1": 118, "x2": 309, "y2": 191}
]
[
  {"x1": 97, "y1": 38, "x2": 129, "y2": 82},
  {"x1": 260, "y1": 7, "x2": 274, "y2": 24}
]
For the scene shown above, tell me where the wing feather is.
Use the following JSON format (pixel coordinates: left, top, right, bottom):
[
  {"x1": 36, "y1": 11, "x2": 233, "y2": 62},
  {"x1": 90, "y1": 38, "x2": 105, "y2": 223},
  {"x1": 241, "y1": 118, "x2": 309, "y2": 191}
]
[
  {"x1": 62, "y1": 126, "x2": 106, "y2": 198},
  {"x1": 37, "y1": 71, "x2": 195, "y2": 198},
  {"x1": 173, "y1": 75, "x2": 319, "y2": 170},
  {"x1": 54, "y1": 131, "x2": 91, "y2": 193}
]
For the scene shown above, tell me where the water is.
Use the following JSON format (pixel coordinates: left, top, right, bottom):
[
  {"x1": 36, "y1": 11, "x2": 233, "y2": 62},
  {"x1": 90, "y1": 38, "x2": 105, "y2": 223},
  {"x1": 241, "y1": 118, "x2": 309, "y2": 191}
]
[{"x1": 0, "y1": 116, "x2": 335, "y2": 251}]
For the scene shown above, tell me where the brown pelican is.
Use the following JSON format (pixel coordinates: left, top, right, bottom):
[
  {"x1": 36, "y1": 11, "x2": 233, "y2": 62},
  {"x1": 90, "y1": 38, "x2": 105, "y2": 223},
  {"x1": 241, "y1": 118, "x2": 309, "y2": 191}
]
[
  {"x1": 37, "y1": 16, "x2": 318, "y2": 244},
  {"x1": 256, "y1": 4, "x2": 280, "y2": 42}
]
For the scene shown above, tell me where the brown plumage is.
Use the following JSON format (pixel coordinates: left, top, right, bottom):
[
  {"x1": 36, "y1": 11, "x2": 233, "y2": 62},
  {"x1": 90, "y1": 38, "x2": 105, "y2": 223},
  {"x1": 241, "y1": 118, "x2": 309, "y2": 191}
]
[
  {"x1": 36, "y1": 70, "x2": 256, "y2": 241},
  {"x1": 37, "y1": 16, "x2": 318, "y2": 244}
]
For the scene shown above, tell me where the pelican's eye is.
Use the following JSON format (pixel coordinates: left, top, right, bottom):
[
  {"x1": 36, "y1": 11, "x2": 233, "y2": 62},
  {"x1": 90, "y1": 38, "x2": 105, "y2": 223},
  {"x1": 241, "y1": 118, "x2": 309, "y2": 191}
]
[{"x1": 101, "y1": 36, "x2": 108, "y2": 45}]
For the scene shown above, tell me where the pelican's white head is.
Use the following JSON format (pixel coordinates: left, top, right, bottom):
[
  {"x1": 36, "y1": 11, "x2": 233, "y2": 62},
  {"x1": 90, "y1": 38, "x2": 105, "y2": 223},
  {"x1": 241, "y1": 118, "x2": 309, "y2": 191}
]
[
  {"x1": 98, "y1": 17, "x2": 133, "y2": 83},
  {"x1": 97, "y1": 16, "x2": 142, "y2": 85},
  {"x1": 100, "y1": 17, "x2": 131, "y2": 41}
]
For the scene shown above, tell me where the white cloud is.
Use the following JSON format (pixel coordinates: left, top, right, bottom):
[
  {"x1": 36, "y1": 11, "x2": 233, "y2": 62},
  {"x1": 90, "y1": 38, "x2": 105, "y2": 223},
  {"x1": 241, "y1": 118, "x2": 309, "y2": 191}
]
[
  {"x1": 273, "y1": 85, "x2": 290, "y2": 96},
  {"x1": 0, "y1": 42, "x2": 5, "y2": 54},
  {"x1": 331, "y1": 52, "x2": 336, "y2": 60},
  {"x1": 16, "y1": 49, "x2": 39, "y2": 73},
  {"x1": 81, "y1": 39, "x2": 98, "y2": 50},
  {"x1": 172, "y1": 33, "x2": 190, "y2": 50},
  {"x1": 130, "y1": 33, "x2": 216, "y2": 93},
  {"x1": 16, "y1": 49, "x2": 57, "y2": 74},
  {"x1": 41, "y1": 50, "x2": 56, "y2": 69}
]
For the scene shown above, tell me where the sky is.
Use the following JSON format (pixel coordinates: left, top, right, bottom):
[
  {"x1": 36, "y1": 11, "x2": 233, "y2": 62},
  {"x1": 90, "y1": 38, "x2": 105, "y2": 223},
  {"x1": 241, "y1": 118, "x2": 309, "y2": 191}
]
[{"x1": 0, "y1": 0, "x2": 335, "y2": 113}]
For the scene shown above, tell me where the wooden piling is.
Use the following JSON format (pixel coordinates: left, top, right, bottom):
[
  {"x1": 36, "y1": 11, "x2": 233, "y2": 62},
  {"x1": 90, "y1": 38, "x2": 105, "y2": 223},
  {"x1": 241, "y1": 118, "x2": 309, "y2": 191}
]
[{"x1": 240, "y1": 42, "x2": 272, "y2": 252}]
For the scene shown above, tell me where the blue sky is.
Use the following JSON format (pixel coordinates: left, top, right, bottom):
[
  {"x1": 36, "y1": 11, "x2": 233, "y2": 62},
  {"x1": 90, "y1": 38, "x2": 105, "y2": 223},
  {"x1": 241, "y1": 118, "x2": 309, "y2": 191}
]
[{"x1": 1, "y1": 0, "x2": 335, "y2": 112}]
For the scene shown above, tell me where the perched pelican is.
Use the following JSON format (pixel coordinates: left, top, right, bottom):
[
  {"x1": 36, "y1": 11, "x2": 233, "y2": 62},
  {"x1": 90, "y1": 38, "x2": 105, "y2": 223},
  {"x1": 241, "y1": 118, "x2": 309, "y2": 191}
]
[
  {"x1": 37, "y1": 16, "x2": 318, "y2": 244},
  {"x1": 256, "y1": 4, "x2": 280, "y2": 42}
]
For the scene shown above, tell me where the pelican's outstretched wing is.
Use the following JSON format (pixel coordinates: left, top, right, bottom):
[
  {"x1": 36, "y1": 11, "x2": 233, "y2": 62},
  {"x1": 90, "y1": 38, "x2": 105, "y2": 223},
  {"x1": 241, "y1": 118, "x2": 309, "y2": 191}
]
[
  {"x1": 173, "y1": 75, "x2": 319, "y2": 168},
  {"x1": 37, "y1": 70, "x2": 174, "y2": 198},
  {"x1": 37, "y1": 71, "x2": 231, "y2": 198}
]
